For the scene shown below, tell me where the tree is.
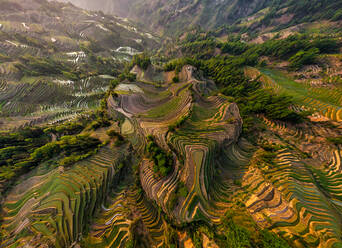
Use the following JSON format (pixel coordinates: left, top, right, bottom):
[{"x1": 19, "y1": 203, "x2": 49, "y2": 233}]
[{"x1": 289, "y1": 48, "x2": 319, "y2": 70}]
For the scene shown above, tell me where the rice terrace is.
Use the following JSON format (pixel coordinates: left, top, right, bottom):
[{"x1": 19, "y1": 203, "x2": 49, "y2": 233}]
[{"x1": 2, "y1": 0, "x2": 342, "y2": 247}]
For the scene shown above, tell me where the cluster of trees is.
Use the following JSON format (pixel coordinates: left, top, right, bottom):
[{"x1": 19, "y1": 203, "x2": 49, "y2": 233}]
[
  {"x1": 242, "y1": 35, "x2": 340, "y2": 69},
  {"x1": 286, "y1": 0, "x2": 342, "y2": 23},
  {"x1": 88, "y1": 117, "x2": 111, "y2": 130},
  {"x1": 0, "y1": 128, "x2": 49, "y2": 188},
  {"x1": 164, "y1": 58, "x2": 201, "y2": 73},
  {"x1": 202, "y1": 57, "x2": 303, "y2": 128},
  {"x1": 181, "y1": 39, "x2": 217, "y2": 59},
  {"x1": 164, "y1": 58, "x2": 185, "y2": 72},
  {"x1": 182, "y1": 213, "x2": 290, "y2": 248},
  {"x1": 172, "y1": 76, "x2": 180, "y2": 83},
  {"x1": 146, "y1": 135, "x2": 173, "y2": 177},
  {"x1": 107, "y1": 129, "x2": 126, "y2": 146},
  {"x1": 0, "y1": 127, "x2": 49, "y2": 168},
  {"x1": 289, "y1": 48, "x2": 319, "y2": 70},
  {"x1": 220, "y1": 41, "x2": 249, "y2": 55},
  {"x1": 242, "y1": 89, "x2": 303, "y2": 122},
  {"x1": 168, "y1": 181, "x2": 188, "y2": 209},
  {"x1": 0, "y1": 126, "x2": 103, "y2": 195},
  {"x1": 44, "y1": 121, "x2": 85, "y2": 137},
  {"x1": 218, "y1": 213, "x2": 290, "y2": 248},
  {"x1": 87, "y1": 103, "x2": 112, "y2": 131},
  {"x1": 182, "y1": 29, "x2": 207, "y2": 43},
  {"x1": 131, "y1": 53, "x2": 151, "y2": 70},
  {"x1": 109, "y1": 79, "x2": 120, "y2": 91},
  {"x1": 30, "y1": 134, "x2": 101, "y2": 166},
  {"x1": 118, "y1": 73, "x2": 136, "y2": 82},
  {"x1": 332, "y1": 9, "x2": 342, "y2": 21},
  {"x1": 109, "y1": 71, "x2": 136, "y2": 88},
  {"x1": 165, "y1": 54, "x2": 303, "y2": 133},
  {"x1": 182, "y1": 34, "x2": 340, "y2": 71}
]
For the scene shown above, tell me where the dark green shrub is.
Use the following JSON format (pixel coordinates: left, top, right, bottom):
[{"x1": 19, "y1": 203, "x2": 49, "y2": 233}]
[
  {"x1": 327, "y1": 137, "x2": 342, "y2": 145},
  {"x1": 221, "y1": 41, "x2": 249, "y2": 55},
  {"x1": 172, "y1": 76, "x2": 180, "y2": 83},
  {"x1": 259, "y1": 230, "x2": 291, "y2": 248},
  {"x1": 146, "y1": 136, "x2": 173, "y2": 177}
]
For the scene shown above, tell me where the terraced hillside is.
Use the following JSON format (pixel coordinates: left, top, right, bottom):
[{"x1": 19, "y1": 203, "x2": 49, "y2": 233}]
[
  {"x1": 0, "y1": 143, "x2": 131, "y2": 247},
  {"x1": 0, "y1": 0, "x2": 158, "y2": 130},
  {"x1": 243, "y1": 116, "x2": 342, "y2": 247},
  {"x1": 116, "y1": 67, "x2": 245, "y2": 218},
  {"x1": 127, "y1": 60, "x2": 342, "y2": 246},
  {"x1": 3, "y1": 0, "x2": 342, "y2": 247},
  {"x1": 3, "y1": 60, "x2": 342, "y2": 247},
  {"x1": 98, "y1": 62, "x2": 342, "y2": 247},
  {"x1": 245, "y1": 67, "x2": 342, "y2": 122}
]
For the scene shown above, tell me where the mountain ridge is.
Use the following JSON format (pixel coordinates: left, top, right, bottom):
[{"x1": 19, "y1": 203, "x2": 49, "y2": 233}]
[{"x1": 59, "y1": 0, "x2": 342, "y2": 35}]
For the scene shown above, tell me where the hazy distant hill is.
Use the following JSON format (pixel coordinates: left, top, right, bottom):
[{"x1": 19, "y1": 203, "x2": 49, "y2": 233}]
[{"x1": 60, "y1": 0, "x2": 342, "y2": 35}]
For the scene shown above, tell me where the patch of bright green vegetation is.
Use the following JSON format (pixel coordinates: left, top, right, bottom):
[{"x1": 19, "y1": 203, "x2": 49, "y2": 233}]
[
  {"x1": 143, "y1": 94, "x2": 183, "y2": 119},
  {"x1": 181, "y1": 39, "x2": 217, "y2": 59},
  {"x1": 0, "y1": 127, "x2": 49, "y2": 182},
  {"x1": 260, "y1": 68, "x2": 342, "y2": 108},
  {"x1": 164, "y1": 57, "x2": 201, "y2": 73},
  {"x1": 141, "y1": 86, "x2": 172, "y2": 100},
  {"x1": 190, "y1": 104, "x2": 218, "y2": 122}
]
